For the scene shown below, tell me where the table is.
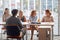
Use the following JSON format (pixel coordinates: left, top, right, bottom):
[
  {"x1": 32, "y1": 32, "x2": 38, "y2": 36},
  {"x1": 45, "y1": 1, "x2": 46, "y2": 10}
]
[
  {"x1": 22, "y1": 22, "x2": 54, "y2": 40},
  {"x1": 0, "y1": 22, "x2": 54, "y2": 40},
  {"x1": 38, "y1": 24, "x2": 53, "y2": 40}
]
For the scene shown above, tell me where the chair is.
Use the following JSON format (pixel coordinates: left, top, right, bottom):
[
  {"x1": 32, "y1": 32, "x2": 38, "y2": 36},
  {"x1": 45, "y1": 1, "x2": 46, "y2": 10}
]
[
  {"x1": 6, "y1": 24, "x2": 23, "y2": 40},
  {"x1": 2, "y1": 27, "x2": 6, "y2": 30},
  {"x1": 1, "y1": 27, "x2": 6, "y2": 39},
  {"x1": 7, "y1": 36, "x2": 22, "y2": 40},
  {"x1": 27, "y1": 25, "x2": 39, "y2": 38}
]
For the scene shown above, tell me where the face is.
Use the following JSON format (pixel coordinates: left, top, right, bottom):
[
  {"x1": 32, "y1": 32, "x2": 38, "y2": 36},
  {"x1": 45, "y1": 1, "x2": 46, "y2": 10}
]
[
  {"x1": 4, "y1": 10, "x2": 9, "y2": 16},
  {"x1": 19, "y1": 11, "x2": 23, "y2": 17},
  {"x1": 45, "y1": 12, "x2": 50, "y2": 17},
  {"x1": 33, "y1": 11, "x2": 36, "y2": 17},
  {"x1": 6, "y1": 9, "x2": 9, "y2": 13}
]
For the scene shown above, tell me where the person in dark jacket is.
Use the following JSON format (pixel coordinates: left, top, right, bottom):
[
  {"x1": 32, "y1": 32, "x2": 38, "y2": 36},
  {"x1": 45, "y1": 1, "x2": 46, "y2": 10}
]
[{"x1": 6, "y1": 9, "x2": 23, "y2": 36}]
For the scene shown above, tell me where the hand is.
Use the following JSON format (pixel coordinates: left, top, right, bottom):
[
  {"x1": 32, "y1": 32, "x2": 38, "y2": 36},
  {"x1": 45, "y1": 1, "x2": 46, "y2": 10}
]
[
  {"x1": 35, "y1": 26, "x2": 38, "y2": 30},
  {"x1": 20, "y1": 32, "x2": 23, "y2": 37},
  {"x1": 22, "y1": 28, "x2": 27, "y2": 30}
]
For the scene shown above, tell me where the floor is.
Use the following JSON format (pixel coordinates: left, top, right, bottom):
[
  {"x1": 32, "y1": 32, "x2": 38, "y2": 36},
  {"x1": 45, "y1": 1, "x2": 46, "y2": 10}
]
[
  {"x1": 54, "y1": 36, "x2": 60, "y2": 40},
  {"x1": 0, "y1": 30, "x2": 60, "y2": 40}
]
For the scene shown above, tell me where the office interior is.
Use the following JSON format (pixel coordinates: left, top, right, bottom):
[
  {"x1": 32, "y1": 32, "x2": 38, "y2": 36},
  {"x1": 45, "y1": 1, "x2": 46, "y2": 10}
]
[{"x1": 0, "y1": 0, "x2": 60, "y2": 40}]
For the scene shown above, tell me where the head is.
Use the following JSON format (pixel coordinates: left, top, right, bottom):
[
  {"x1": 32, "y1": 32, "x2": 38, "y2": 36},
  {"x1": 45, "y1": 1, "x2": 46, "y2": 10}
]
[
  {"x1": 30, "y1": 10, "x2": 36, "y2": 17},
  {"x1": 12, "y1": 9, "x2": 18, "y2": 17},
  {"x1": 19, "y1": 10, "x2": 23, "y2": 17},
  {"x1": 4, "y1": 8, "x2": 9, "y2": 14},
  {"x1": 45, "y1": 10, "x2": 51, "y2": 17}
]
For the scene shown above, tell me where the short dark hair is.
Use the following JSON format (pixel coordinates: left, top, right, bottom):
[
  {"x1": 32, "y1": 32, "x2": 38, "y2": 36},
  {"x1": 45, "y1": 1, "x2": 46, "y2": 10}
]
[{"x1": 12, "y1": 9, "x2": 18, "y2": 16}]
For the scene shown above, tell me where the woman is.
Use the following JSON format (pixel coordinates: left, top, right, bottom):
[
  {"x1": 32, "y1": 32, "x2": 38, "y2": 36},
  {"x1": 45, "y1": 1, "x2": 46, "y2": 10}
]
[
  {"x1": 29, "y1": 10, "x2": 37, "y2": 40},
  {"x1": 29, "y1": 10, "x2": 37, "y2": 22},
  {"x1": 2, "y1": 8, "x2": 11, "y2": 34},
  {"x1": 3, "y1": 8, "x2": 11, "y2": 22},
  {"x1": 17, "y1": 10, "x2": 26, "y2": 22},
  {"x1": 17, "y1": 10, "x2": 26, "y2": 38},
  {"x1": 42, "y1": 9, "x2": 54, "y2": 22}
]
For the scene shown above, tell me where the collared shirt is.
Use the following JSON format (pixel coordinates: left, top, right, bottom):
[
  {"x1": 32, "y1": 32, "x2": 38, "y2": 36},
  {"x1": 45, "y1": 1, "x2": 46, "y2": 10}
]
[
  {"x1": 29, "y1": 16, "x2": 37, "y2": 22},
  {"x1": 42, "y1": 16, "x2": 54, "y2": 22}
]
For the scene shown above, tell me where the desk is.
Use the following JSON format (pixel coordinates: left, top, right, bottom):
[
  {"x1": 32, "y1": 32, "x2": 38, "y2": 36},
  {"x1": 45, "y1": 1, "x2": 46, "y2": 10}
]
[
  {"x1": 38, "y1": 25, "x2": 53, "y2": 40},
  {"x1": 22, "y1": 22, "x2": 54, "y2": 40},
  {"x1": 0, "y1": 22, "x2": 54, "y2": 40}
]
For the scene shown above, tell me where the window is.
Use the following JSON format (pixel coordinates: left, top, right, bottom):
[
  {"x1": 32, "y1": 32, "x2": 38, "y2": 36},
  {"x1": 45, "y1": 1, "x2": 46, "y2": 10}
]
[{"x1": 2, "y1": 0, "x2": 58, "y2": 35}]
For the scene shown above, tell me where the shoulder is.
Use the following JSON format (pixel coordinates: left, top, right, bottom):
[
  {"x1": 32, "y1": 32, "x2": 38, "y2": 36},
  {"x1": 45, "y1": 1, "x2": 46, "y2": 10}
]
[
  {"x1": 10, "y1": 16, "x2": 20, "y2": 20},
  {"x1": 42, "y1": 16, "x2": 46, "y2": 18},
  {"x1": 6, "y1": 16, "x2": 11, "y2": 22},
  {"x1": 9, "y1": 15, "x2": 11, "y2": 17},
  {"x1": 16, "y1": 17, "x2": 20, "y2": 20},
  {"x1": 29, "y1": 16, "x2": 32, "y2": 18},
  {"x1": 50, "y1": 16, "x2": 53, "y2": 18},
  {"x1": 7, "y1": 16, "x2": 11, "y2": 19},
  {"x1": 23, "y1": 16, "x2": 25, "y2": 17},
  {"x1": 14, "y1": 17, "x2": 20, "y2": 22},
  {"x1": 3, "y1": 14, "x2": 5, "y2": 17},
  {"x1": 23, "y1": 16, "x2": 26, "y2": 18},
  {"x1": 35, "y1": 16, "x2": 37, "y2": 18},
  {"x1": 35, "y1": 16, "x2": 37, "y2": 17}
]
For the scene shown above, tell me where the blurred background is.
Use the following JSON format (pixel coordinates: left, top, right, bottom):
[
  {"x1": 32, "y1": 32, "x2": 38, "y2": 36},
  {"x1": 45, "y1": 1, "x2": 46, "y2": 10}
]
[{"x1": 0, "y1": 0, "x2": 58, "y2": 36}]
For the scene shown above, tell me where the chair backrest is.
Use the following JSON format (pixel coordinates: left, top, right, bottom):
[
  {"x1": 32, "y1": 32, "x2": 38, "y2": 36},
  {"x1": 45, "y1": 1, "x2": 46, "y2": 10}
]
[{"x1": 6, "y1": 24, "x2": 20, "y2": 36}]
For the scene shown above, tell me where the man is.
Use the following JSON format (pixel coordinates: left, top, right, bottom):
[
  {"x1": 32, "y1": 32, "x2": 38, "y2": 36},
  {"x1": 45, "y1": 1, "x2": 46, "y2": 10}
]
[{"x1": 6, "y1": 9, "x2": 23, "y2": 39}]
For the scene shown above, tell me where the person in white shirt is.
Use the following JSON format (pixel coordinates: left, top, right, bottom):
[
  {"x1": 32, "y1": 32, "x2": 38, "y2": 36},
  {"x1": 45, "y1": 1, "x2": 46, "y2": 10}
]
[{"x1": 42, "y1": 9, "x2": 54, "y2": 22}]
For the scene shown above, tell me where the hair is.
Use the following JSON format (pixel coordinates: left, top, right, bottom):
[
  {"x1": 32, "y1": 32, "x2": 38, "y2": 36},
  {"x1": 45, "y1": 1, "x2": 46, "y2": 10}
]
[
  {"x1": 5, "y1": 8, "x2": 9, "y2": 10},
  {"x1": 30, "y1": 10, "x2": 36, "y2": 16},
  {"x1": 19, "y1": 10, "x2": 23, "y2": 13},
  {"x1": 12, "y1": 9, "x2": 18, "y2": 16},
  {"x1": 45, "y1": 9, "x2": 51, "y2": 15},
  {"x1": 19, "y1": 10, "x2": 23, "y2": 15},
  {"x1": 4, "y1": 8, "x2": 9, "y2": 15}
]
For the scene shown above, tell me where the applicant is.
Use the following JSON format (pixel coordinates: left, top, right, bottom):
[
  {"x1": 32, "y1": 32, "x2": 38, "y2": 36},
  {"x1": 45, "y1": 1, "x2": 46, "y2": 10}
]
[
  {"x1": 42, "y1": 9, "x2": 54, "y2": 22},
  {"x1": 29, "y1": 10, "x2": 37, "y2": 40}
]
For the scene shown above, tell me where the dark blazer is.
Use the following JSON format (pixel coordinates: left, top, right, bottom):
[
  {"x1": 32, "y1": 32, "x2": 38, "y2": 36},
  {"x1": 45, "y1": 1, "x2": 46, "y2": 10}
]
[
  {"x1": 6, "y1": 16, "x2": 23, "y2": 36},
  {"x1": 6, "y1": 26, "x2": 20, "y2": 36}
]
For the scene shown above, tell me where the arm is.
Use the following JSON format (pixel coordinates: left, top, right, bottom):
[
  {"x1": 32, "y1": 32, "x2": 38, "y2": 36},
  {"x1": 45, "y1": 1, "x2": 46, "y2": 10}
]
[
  {"x1": 23, "y1": 16, "x2": 26, "y2": 22},
  {"x1": 2, "y1": 15, "x2": 6, "y2": 22},
  {"x1": 17, "y1": 19, "x2": 24, "y2": 29},
  {"x1": 41, "y1": 17, "x2": 44, "y2": 22},
  {"x1": 51, "y1": 16, "x2": 54, "y2": 22},
  {"x1": 29, "y1": 16, "x2": 32, "y2": 22}
]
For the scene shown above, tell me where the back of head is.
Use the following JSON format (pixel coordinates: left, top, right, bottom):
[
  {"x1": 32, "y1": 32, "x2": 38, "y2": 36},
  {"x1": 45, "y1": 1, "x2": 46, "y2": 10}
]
[{"x1": 12, "y1": 9, "x2": 18, "y2": 16}]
